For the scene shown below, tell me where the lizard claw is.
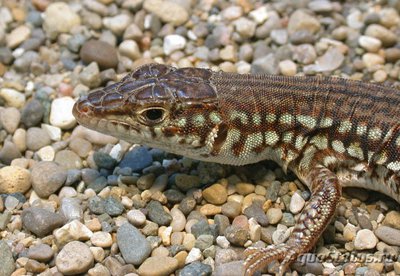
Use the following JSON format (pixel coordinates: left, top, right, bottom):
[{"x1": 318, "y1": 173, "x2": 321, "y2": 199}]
[{"x1": 243, "y1": 244, "x2": 295, "y2": 276}]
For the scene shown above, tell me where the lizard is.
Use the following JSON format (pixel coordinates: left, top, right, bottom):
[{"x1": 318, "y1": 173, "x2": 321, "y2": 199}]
[{"x1": 73, "y1": 63, "x2": 400, "y2": 275}]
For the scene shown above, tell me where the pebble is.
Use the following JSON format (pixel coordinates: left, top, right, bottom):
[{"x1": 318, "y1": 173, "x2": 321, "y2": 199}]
[
  {"x1": 60, "y1": 197, "x2": 83, "y2": 221},
  {"x1": 185, "y1": 247, "x2": 202, "y2": 264},
  {"x1": 54, "y1": 150, "x2": 82, "y2": 170},
  {"x1": 5, "y1": 195, "x2": 20, "y2": 210},
  {"x1": 6, "y1": 25, "x2": 31, "y2": 49},
  {"x1": 304, "y1": 47, "x2": 344, "y2": 73},
  {"x1": 0, "y1": 166, "x2": 31, "y2": 194},
  {"x1": 31, "y1": 161, "x2": 67, "y2": 198},
  {"x1": 25, "y1": 259, "x2": 47, "y2": 273},
  {"x1": 37, "y1": 145, "x2": 55, "y2": 161},
  {"x1": 0, "y1": 140, "x2": 22, "y2": 164},
  {"x1": 221, "y1": 201, "x2": 241, "y2": 219},
  {"x1": 80, "y1": 62, "x2": 101, "y2": 88},
  {"x1": 127, "y1": 209, "x2": 147, "y2": 227},
  {"x1": 362, "y1": 53, "x2": 385, "y2": 69},
  {"x1": 69, "y1": 137, "x2": 92, "y2": 158},
  {"x1": 119, "y1": 146, "x2": 153, "y2": 172},
  {"x1": 138, "y1": 256, "x2": 179, "y2": 276},
  {"x1": 26, "y1": 127, "x2": 51, "y2": 151},
  {"x1": 103, "y1": 14, "x2": 131, "y2": 35},
  {"x1": 117, "y1": 223, "x2": 151, "y2": 265},
  {"x1": 289, "y1": 192, "x2": 306, "y2": 214},
  {"x1": 27, "y1": 244, "x2": 54, "y2": 263},
  {"x1": 104, "y1": 196, "x2": 124, "y2": 216},
  {"x1": 202, "y1": 184, "x2": 227, "y2": 205},
  {"x1": 143, "y1": 0, "x2": 189, "y2": 26},
  {"x1": 0, "y1": 241, "x2": 15, "y2": 276},
  {"x1": 354, "y1": 229, "x2": 378, "y2": 250},
  {"x1": 358, "y1": 36, "x2": 382, "y2": 53},
  {"x1": 80, "y1": 40, "x2": 118, "y2": 69},
  {"x1": 43, "y1": 2, "x2": 81, "y2": 39},
  {"x1": 119, "y1": 40, "x2": 141, "y2": 60},
  {"x1": 266, "y1": 208, "x2": 283, "y2": 224},
  {"x1": 49, "y1": 97, "x2": 76, "y2": 129},
  {"x1": 382, "y1": 211, "x2": 400, "y2": 229},
  {"x1": 224, "y1": 225, "x2": 248, "y2": 246},
  {"x1": 56, "y1": 241, "x2": 94, "y2": 274},
  {"x1": 71, "y1": 125, "x2": 118, "y2": 145},
  {"x1": 243, "y1": 202, "x2": 268, "y2": 226},
  {"x1": 234, "y1": 17, "x2": 256, "y2": 38},
  {"x1": 171, "y1": 208, "x2": 186, "y2": 232},
  {"x1": 91, "y1": 231, "x2": 113, "y2": 248},
  {"x1": 0, "y1": 88, "x2": 26, "y2": 108},
  {"x1": 174, "y1": 174, "x2": 202, "y2": 192},
  {"x1": 41, "y1": 123, "x2": 61, "y2": 141},
  {"x1": 1, "y1": 107, "x2": 20, "y2": 134},
  {"x1": 54, "y1": 219, "x2": 93, "y2": 245},
  {"x1": 147, "y1": 200, "x2": 172, "y2": 226},
  {"x1": 21, "y1": 207, "x2": 65, "y2": 237},
  {"x1": 163, "y1": 34, "x2": 186, "y2": 55},
  {"x1": 364, "y1": 24, "x2": 397, "y2": 47},
  {"x1": 288, "y1": 10, "x2": 321, "y2": 35},
  {"x1": 374, "y1": 226, "x2": 400, "y2": 246},
  {"x1": 179, "y1": 261, "x2": 212, "y2": 276}
]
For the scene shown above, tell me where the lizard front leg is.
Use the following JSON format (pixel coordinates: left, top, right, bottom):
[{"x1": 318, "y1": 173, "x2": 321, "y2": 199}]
[{"x1": 244, "y1": 165, "x2": 342, "y2": 275}]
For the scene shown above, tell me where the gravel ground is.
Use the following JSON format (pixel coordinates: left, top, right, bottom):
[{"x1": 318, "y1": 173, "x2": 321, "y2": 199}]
[{"x1": 1, "y1": 0, "x2": 400, "y2": 275}]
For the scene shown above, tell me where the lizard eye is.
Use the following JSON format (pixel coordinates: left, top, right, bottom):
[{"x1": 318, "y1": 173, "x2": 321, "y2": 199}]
[{"x1": 140, "y1": 108, "x2": 166, "y2": 125}]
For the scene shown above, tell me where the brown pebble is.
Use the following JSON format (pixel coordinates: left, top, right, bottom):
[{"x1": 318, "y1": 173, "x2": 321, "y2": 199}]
[{"x1": 80, "y1": 40, "x2": 119, "y2": 69}]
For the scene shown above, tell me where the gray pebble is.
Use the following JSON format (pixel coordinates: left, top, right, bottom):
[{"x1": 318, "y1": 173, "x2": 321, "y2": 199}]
[
  {"x1": 194, "y1": 234, "x2": 214, "y2": 251},
  {"x1": 104, "y1": 196, "x2": 124, "y2": 216},
  {"x1": 22, "y1": 207, "x2": 65, "y2": 237},
  {"x1": 179, "y1": 197, "x2": 196, "y2": 215},
  {"x1": 0, "y1": 140, "x2": 21, "y2": 165},
  {"x1": 88, "y1": 196, "x2": 106, "y2": 214},
  {"x1": 375, "y1": 226, "x2": 400, "y2": 246},
  {"x1": 174, "y1": 174, "x2": 202, "y2": 192},
  {"x1": 93, "y1": 151, "x2": 116, "y2": 170},
  {"x1": 88, "y1": 176, "x2": 108, "y2": 193},
  {"x1": 26, "y1": 127, "x2": 51, "y2": 151},
  {"x1": 54, "y1": 150, "x2": 82, "y2": 170},
  {"x1": 28, "y1": 244, "x2": 54, "y2": 263},
  {"x1": 0, "y1": 241, "x2": 15, "y2": 276},
  {"x1": 21, "y1": 99, "x2": 44, "y2": 127},
  {"x1": 147, "y1": 200, "x2": 172, "y2": 226},
  {"x1": 31, "y1": 161, "x2": 67, "y2": 198},
  {"x1": 119, "y1": 147, "x2": 153, "y2": 172},
  {"x1": 243, "y1": 202, "x2": 269, "y2": 226},
  {"x1": 0, "y1": 211, "x2": 11, "y2": 230},
  {"x1": 80, "y1": 39, "x2": 118, "y2": 69},
  {"x1": 179, "y1": 261, "x2": 212, "y2": 276},
  {"x1": 117, "y1": 223, "x2": 151, "y2": 265}
]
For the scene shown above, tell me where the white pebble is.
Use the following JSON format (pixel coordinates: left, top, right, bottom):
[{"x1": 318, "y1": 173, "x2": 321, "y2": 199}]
[
  {"x1": 0, "y1": 88, "x2": 26, "y2": 108},
  {"x1": 163, "y1": 35, "x2": 186, "y2": 55},
  {"x1": 50, "y1": 97, "x2": 77, "y2": 129},
  {"x1": 37, "y1": 145, "x2": 55, "y2": 161},
  {"x1": 358, "y1": 36, "x2": 382, "y2": 53},
  {"x1": 185, "y1": 247, "x2": 202, "y2": 264},
  {"x1": 42, "y1": 124, "x2": 62, "y2": 141},
  {"x1": 216, "y1": 236, "x2": 230, "y2": 249},
  {"x1": 289, "y1": 192, "x2": 305, "y2": 214}
]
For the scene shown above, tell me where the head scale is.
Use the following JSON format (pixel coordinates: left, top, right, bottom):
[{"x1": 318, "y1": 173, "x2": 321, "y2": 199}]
[{"x1": 73, "y1": 63, "x2": 226, "y2": 158}]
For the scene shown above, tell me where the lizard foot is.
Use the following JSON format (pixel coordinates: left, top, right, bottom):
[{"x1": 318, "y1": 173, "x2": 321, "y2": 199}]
[{"x1": 243, "y1": 244, "x2": 298, "y2": 276}]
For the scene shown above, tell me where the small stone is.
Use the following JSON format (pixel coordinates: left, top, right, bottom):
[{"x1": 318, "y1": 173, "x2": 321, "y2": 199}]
[
  {"x1": 163, "y1": 34, "x2": 186, "y2": 55},
  {"x1": 37, "y1": 145, "x2": 55, "y2": 161},
  {"x1": 290, "y1": 192, "x2": 305, "y2": 214},
  {"x1": 288, "y1": 10, "x2": 321, "y2": 35},
  {"x1": 41, "y1": 123, "x2": 61, "y2": 141},
  {"x1": 0, "y1": 141, "x2": 21, "y2": 165},
  {"x1": 80, "y1": 40, "x2": 118, "y2": 69},
  {"x1": 127, "y1": 209, "x2": 146, "y2": 227},
  {"x1": 179, "y1": 261, "x2": 212, "y2": 276},
  {"x1": 4, "y1": 196, "x2": 19, "y2": 210},
  {"x1": 119, "y1": 147, "x2": 153, "y2": 172},
  {"x1": 117, "y1": 223, "x2": 151, "y2": 265},
  {"x1": 143, "y1": 0, "x2": 189, "y2": 26},
  {"x1": 0, "y1": 88, "x2": 26, "y2": 108},
  {"x1": 119, "y1": 40, "x2": 141, "y2": 60},
  {"x1": 6, "y1": 25, "x2": 31, "y2": 49},
  {"x1": 202, "y1": 184, "x2": 227, "y2": 205},
  {"x1": 54, "y1": 150, "x2": 82, "y2": 170},
  {"x1": 0, "y1": 241, "x2": 15, "y2": 276},
  {"x1": 224, "y1": 225, "x2": 249, "y2": 246},
  {"x1": 147, "y1": 200, "x2": 172, "y2": 226},
  {"x1": 69, "y1": 137, "x2": 92, "y2": 158},
  {"x1": 174, "y1": 174, "x2": 202, "y2": 192},
  {"x1": 304, "y1": 47, "x2": 344, "y2": 73},
  {"x1": 185, "y1": 247, "x2": 202, "y2": 264},
  {"x1": 358, "y1": 36, "x2": 382, "y2": 53},
  {"x1": 43, "y1": 2, "x2": 81, "y2": 39},
  {"x1": 171, "y1": 208, "x2": 186, "y2": 232},
  {"x1": 375, "y1": 226, "x2": 400, "y2": 246},
  {"x1": 80, "y1": 62, "x2": 101, "y2": 88},
  {"x1": 354, "y1": 229, "x2": 378, "y2": 250},
  {"x1": 362, "y1": 53, "x2": 384, "y2": 69},
  {"x1": 54, "y1": 220, "x2": 93, "y2": 244},
  {"x1": 233, "y1": 17, "x2": 256, "y2": 38},
  {"x1": 243, "y1": 202, "x2": 268, "y2": 226},
  {"x1": 103, "y1": 14, "x2": 131, "y2": 35},
  {"x1": 343, "y1": 223, "x2": 357, "y2": 241},
  {"x1": 91, "y1": 232, "x2": 113, "y2": 248},
  {"x1": 382, "y1": 211, "x2": 400, "y2": 230},
  {"x1": 138, "y1": 256, "x2": 179, "y2": 276},
  {"x1": 251, "y1": 53, "x2": 279, "y2": 75},
  {"x1": 221, "y1": 201, "x2": 241, "y2": 219},
  {"x1": 24, "y1": 259, "x2": 47, "y2": 273},
  {"x1": 279, "y1": 59, "x2": 297, "y2": 76},
  {"x1": 93, "y1": 152, "x2": 116, "y2": 170},
  {"x1": 385, "y1": 48, "x2": 400, "y2": 63},
  {"x1": 31, "y1": 161, "x2": 67, "y2": 198},
  {"x1": 214, "y1": 260, "x2": 244, "y2": 276},
  {"x1": 21, "y1": 207, "x2": 65, "y2": 237},
  {"x1": 1, "y1": 107, "x2": 20, "y2": 134},
  {"x1": 50, "y1": 97, "x2": 76, "y2": 129},
  {"x1": 364, "y1": 24, "x2": 397, "y2": 47},
  {"x1": 0, "y1": 166, "x2": 31, "y2": 194},
  {"x1": 235, "y1": 183, "x2": 255, "y2": 195},
  {"x1": 28, "y1": 244, "x2": 54, "y2": 263},
  {"x1": 26, "y1": 127, "x2": 51, "y2": 151},
  {"x1": 104, "y1": 196, "x2": 124, "y2": 216},
  {"x1": 267, "y1": 208, "x2": 283, "y2": 224},
  {"x1": 56, "y1": 241, "x2": 94, "y2": 275}
]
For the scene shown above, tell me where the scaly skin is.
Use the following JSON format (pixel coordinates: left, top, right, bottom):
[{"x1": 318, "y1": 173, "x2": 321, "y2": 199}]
[{"x1": 73, "y1": 63, "x2": 400, "y2": 275}]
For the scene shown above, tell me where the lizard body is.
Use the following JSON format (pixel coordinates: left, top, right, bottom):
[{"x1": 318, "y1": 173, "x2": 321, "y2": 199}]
[{"x1": 73, "y1": 63, "x2": 400, "y2": 275}]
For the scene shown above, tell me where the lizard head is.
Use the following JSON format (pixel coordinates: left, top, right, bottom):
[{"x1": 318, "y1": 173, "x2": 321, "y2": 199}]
[{"x1": 73, "y1": 63, "x2": 228, "y2": 159}]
